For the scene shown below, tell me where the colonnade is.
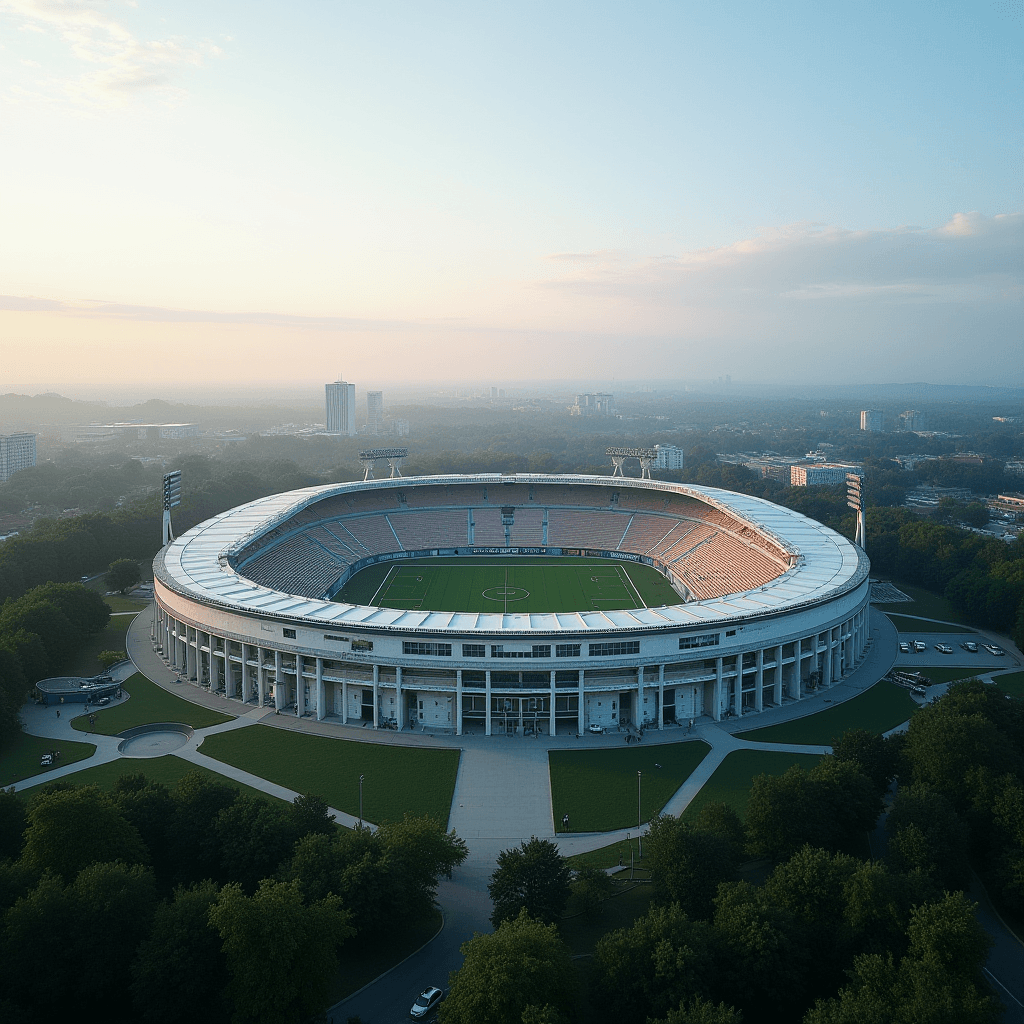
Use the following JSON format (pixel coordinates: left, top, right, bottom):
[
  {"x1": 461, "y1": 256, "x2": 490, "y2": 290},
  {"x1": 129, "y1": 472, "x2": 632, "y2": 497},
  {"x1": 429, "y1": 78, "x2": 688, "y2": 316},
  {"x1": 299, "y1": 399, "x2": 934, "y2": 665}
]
[{"x1": 152, "y1": 601, "x2": 870, "y2": 736}]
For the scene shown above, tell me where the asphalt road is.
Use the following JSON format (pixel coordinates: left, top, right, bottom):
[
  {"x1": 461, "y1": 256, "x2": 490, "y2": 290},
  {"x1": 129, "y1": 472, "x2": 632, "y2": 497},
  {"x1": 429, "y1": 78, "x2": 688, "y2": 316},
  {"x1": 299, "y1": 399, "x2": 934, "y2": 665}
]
[{"x1": 327, "y1": 841, "x2": 499, "y2": 1024}]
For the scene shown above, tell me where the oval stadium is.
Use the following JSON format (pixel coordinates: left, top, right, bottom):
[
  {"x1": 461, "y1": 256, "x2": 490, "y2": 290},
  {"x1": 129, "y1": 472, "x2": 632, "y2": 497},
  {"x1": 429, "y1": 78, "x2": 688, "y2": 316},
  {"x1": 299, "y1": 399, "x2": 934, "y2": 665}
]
[{"x1": 153, "y1": 474, "x2": 870, "y2": 737}]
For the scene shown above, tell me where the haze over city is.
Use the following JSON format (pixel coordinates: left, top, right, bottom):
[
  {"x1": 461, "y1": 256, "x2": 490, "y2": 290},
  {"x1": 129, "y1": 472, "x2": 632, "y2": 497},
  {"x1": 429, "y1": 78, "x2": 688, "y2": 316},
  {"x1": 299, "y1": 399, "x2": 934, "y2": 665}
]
[{"x1": 1, "y1": 1, "x2": 1021, "y2": 394}]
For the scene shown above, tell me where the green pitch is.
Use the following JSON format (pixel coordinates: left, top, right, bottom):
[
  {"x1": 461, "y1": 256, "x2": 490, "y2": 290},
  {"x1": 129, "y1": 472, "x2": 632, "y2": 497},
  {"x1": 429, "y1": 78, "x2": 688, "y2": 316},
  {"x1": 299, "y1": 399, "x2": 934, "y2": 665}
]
[{"x1": 334, "y1": 555, "x2": 685, "y2": 614}]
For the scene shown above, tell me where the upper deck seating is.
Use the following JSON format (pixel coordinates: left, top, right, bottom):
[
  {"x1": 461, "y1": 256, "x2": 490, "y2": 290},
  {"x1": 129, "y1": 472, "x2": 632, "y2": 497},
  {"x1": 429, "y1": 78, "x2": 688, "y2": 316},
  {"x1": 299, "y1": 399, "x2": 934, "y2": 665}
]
[
  {"x1": 509, "y1": 507, "x2": 544, "y2": 545},
  {"x1": 241, "y1": 534, "x2": 345, "y2": 598},
  {"x1": 345, "y1": 515, "x2": 402, "y2": 554},
  {"x1": 547, "y1": 509, "x2": 632, "y2": 550},
  {"x1": 472, "y1": 508, "x2": 506, "y2": 545},
  {"x1": 390, "y1": 509, "x2": 469, "y2": 549},
  {"x1": 618, "y1": 513, "x2": 679, "y2": 554}
]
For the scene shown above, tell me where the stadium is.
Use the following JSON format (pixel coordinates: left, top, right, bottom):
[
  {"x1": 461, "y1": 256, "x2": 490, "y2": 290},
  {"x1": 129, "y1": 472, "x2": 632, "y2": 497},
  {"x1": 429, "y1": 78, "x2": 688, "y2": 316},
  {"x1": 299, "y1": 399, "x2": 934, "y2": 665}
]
[{"x1": 152, "y1": 474, "x2": 871, "y2": 737}]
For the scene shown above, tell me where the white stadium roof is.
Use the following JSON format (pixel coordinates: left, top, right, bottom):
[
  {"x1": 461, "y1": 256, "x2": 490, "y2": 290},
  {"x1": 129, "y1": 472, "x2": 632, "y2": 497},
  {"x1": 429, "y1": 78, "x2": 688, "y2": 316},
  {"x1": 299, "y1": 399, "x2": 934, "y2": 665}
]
[{"x1": 156, "y1": 474, "x2": 868, "y2": 636}]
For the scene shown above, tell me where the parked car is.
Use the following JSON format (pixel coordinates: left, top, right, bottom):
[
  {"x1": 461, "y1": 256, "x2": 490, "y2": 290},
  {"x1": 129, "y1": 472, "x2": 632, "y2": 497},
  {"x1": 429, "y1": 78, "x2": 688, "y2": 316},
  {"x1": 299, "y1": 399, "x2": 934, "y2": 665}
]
[
  {"x1": 913, "y1": 641, "x2": 927, "y2": 652},
  {"x1": 588, "y1": 723, "x2": 604, "y2": 734},
  {"x1": 96, "y1": 696, "x2": 111, "y2": 705},
  {"x1": 410, "y1": 987, "x2": 445, "y2": 1019},
  {"x1": 39, "y1": 754, "x2": 53, "y2": 766},
  {"x1": 935, "y1": 644, "x2": 953, "y2": 654},
  {"x1": 961, "y1": 641, "x2": 979, "y2": 653},
  {"x1": 899, "y1": 642, "x2": 910, "y2": 653},
  {"x1": 983, "y1": 644, "x2": 1006, "y2": 656}
]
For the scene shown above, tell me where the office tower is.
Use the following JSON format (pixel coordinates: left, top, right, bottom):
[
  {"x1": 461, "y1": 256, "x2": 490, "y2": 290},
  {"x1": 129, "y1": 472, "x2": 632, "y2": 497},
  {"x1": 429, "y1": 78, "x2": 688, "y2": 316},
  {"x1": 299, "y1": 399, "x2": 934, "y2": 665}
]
[
  {"x1": 326, "y1": 380, "x2": 356, "y2": 436},
  {"x1": 367, "y1": 391, "x2": 384, "y2": 434}
]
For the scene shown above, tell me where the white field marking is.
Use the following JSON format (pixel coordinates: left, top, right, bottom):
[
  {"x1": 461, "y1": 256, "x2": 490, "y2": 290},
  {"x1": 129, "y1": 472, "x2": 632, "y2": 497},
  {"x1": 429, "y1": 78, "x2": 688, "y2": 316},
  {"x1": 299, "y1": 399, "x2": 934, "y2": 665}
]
[
  {"x1": 618, "y1": 563, "x2": 646, "y2": 609},
  {"x1": 368, "y1": 563, "x2": 398, "y2": 606}
]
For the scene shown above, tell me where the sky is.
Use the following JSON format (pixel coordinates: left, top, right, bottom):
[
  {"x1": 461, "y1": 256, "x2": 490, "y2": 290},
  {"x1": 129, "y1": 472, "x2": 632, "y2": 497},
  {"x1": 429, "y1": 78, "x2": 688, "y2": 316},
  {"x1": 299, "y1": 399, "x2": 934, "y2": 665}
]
[{"x1": 1, "y1": 0, "x2": 1021, "y2": 396}]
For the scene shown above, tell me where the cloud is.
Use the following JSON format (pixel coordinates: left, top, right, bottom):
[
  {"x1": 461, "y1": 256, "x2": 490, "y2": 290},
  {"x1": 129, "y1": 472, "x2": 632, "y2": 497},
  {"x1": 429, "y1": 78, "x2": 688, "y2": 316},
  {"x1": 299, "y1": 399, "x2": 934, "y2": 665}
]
[
  {"x1": 537, "y1": 212, "x2": 1024, "y2": 309},
  {"x1": 1, "y1": 0, "x2": 222, "y2": 105}
]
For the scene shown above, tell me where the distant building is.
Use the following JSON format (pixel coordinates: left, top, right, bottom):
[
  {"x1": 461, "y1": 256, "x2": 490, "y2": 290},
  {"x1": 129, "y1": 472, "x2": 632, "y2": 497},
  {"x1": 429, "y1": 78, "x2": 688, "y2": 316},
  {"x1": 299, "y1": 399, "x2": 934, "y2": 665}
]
[
  {"x1": 899, "y1": 410, "x2": 926, "y2": 431},
  {"x1": 860, "y1": 410, "x2": 884, "y2": 432},
  {"x1": 325, "y1": 380, "x2": 356, "y2": 436},
  {"x1": 571, "y1": 393, "x2": 615, "y2": 417},
  {"x1": 1006, "y1": 461, "x2": 1024, "y2": 476},
  {"x1": 791, "y1": 463, "x2": 864, "y2": 487},
  {"x1": 653, "y1": 444, "x2": 684, "y2": 470},
  {"x1": 367, "y1": 391, "x2": 384, "y2": 434},
  {"x1": 0, "y1": 432, "x2": 37, "y2": 483}
]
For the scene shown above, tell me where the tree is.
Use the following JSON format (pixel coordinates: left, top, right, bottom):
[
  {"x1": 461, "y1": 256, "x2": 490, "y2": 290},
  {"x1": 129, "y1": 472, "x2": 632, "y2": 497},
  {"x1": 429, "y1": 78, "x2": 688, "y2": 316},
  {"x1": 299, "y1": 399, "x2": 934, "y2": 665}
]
[
  {"x1": 96, "y1": 649, "x2": 127, "y2": 671},
  {"x1": 214, "y1": 794, "x2": 298, "y2": 892},
  {"x1": 830, "y1": 729, "x2": 900, "y2": 797},
  {"x1": 289, "y1": 792, "x2": 336, "y2": 839},
  {"x1": 131, "y1": 880, "x2": 228, "y2": 1024},
  {"x1": 169, "y1": 770, "x2": 239, "y2": 886},
  {"x1": 21, "y1": 784, "x2": 148, "y2": 879},
  {"x1": 208, "y1": 878, "x2": 354, "y2": 1024},
  {"x1": 106, "y1": 557, "x2": 141, "y2": 593},
  {"x1": 488, "y1": 836, "x2": 571, "y2": 927},
  {"x1": 566, "y1": 863, "x2": 613, "y2": 921},
  {"x1": 645, "y1": 814, "x2": 739, "y2": 919},
  {"x1": 439, "y1": 909, "x2": 577, "y2": 1024},
  {"x1": 651, "y1": 998, "x2": 743, "y2": 1024},
  {"x1": 0, "y1": 786, "x2": 27, "y2": 861},
  {"x1": 592, "y1": 902, "x2": 714, "y2": 1024},
  {"x1": 886, "y1": 786, "x2": 970, "y2": 892}
]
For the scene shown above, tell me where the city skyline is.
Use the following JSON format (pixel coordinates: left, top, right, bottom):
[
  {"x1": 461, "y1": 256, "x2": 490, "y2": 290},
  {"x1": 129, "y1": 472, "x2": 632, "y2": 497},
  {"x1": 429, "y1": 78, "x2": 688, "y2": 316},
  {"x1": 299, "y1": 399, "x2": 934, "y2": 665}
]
[{"x1": 1, "y1": 1, "x2": 1021, "y2": 391}]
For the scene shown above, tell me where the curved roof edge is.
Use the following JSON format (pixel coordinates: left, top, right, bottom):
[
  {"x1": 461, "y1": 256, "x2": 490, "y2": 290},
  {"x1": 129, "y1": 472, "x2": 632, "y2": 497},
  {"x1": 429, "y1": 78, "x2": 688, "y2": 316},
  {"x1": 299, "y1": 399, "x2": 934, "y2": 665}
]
[{"x1": 155, "y1": 474, "x2": 869, "y2": 636}]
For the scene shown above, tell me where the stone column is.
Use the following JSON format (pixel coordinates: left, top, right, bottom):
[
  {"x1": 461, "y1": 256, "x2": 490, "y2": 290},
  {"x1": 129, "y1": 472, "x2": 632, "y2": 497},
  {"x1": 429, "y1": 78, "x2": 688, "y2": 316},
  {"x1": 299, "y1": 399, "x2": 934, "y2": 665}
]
[
  {"x1": 186, "y1": 627, "x2": 196, "y2": 681},
  {"x1": 240, "y1": 643, "x2": 250, "y2": 702},
  {"x1": 636, "y1": 665, "x2": 644, "y2": 728},
  {"x1": 456, "y1": 670, "x2": 463, "y2": 736},
  {"x1": 713, "y1": 657, "x2": 723, "y2": 721},
  {"x1": 372, "y1": 665, "x2": 379, "y2": 727},
  {"x1": 548, "y1": 671, "x2": 556, "y2": 736},
  {"x1": 774, "y1": 644, "x2": 783, "y2": 704},
  {"x1": 733, "y1": 658, "x2": 742, "y2": 718},
  {"x1": 658, "y1": 664, "x2": 665, "y2": 729},
  {"x1": 274, "y1": 650, "x2": 284, "y2": 710},
  {"x1": 755, "y1": 648, "x2": 764, "y2": 711},
  {"x1": 577, "y1": 669, "x2": 584, "y2": 734},
  {"x1": 316, "y1": 657, "x2": 325, "y2": 720},
  {"x1": 485, "y1": 670, "x2": 492, "y2": 736},
  {"x1": 342, "y1": 674, "x2": 349, "y2": 725},
  {"x1": 295, "y1": 655, "x2": 303, "y2": 717},
  {"x1": 396, "y1": 666, "x2": 404, "y2": 729}
]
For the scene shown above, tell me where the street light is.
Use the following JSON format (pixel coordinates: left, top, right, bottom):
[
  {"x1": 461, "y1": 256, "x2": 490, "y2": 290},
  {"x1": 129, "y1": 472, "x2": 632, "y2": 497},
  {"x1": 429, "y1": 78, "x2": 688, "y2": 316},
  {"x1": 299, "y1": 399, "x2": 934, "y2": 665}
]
[
  {"x1": 358, "y1": 774, "x2": 364, "y2": 828},
  {"x1": 637, "y1": 770, "x2": 643, "y2": 859}
]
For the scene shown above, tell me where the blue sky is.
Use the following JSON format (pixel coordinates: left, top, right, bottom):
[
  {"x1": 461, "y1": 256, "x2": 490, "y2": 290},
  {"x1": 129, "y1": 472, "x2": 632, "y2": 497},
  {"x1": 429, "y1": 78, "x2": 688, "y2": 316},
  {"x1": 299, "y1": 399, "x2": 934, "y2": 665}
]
[{"x1": 1, "y1": 1, "x2": 1020, "y2": 391}]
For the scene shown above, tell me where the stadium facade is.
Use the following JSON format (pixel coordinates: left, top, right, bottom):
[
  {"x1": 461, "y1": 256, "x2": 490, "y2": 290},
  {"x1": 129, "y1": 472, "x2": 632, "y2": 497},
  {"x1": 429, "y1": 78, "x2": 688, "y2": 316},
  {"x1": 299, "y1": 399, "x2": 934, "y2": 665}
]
[{"x1": 152, "y1": 475, "x2": 870, "y2": 737}]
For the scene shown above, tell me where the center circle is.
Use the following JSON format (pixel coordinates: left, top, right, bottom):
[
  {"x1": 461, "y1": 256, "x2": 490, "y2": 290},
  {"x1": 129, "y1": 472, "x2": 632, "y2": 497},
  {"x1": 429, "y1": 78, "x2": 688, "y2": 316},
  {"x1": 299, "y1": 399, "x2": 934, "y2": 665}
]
[{"x1": 482, "y1": 586, "x2": 530, "y2": 602}]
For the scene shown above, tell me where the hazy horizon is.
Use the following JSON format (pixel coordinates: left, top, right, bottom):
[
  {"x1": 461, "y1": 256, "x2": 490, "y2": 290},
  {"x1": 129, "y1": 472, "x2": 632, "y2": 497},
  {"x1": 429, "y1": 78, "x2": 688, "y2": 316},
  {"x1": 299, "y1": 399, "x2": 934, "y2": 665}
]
[{"x1": 2, "y1": 2, "x2": 1021, "y2": 391}]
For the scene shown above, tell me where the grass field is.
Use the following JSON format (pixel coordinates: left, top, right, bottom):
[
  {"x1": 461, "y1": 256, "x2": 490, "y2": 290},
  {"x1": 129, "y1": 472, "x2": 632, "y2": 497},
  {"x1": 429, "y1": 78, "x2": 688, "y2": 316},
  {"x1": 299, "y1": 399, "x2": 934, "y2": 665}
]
[
  {"x1": 887, "y1": 614, "x2": 975, "y2": 634},
  {"x1": 0, "y1": 731, "x2": 96, "y2": 786},
  {"x1": 560, "y1": 879, "x2": 655, "y2": 955},
  {"x1": 549, "y1": 741, "x2": 710, "y2": 833},
  {"x1": 199, "y1": 725, "x2": 461, "y2": 825},
  {"x1": 71, "y1": 673, "x2": 235, "y2": 735},
  {"x1": 735, "y1": 682, "x2": 918, "y2": 745},
  {"x1": 874, "y1": 580, "x2": 963, "y2": 623},
  {"x1": 335, "y1": 555, "x2": 683, "y2": 613},
  {"x1": 994, "y1": 670, "x2": 1024, "y2": 697},
  {"x1": 915, "y1": 666, "x2": 984, "y2": 687},
  {"x1": 682, "y1": 749, "x2": 824, "y2": 821},
  {"x1": 15, "y1": 754, "x2": 277, "y2": 802}
]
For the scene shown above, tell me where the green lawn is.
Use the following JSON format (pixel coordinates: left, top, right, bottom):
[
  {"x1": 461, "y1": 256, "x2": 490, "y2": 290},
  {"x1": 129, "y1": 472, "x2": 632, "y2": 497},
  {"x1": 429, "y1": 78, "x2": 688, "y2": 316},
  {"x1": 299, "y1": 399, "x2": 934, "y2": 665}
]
[
  {"x1": 59, "y1": 618, "x2": 132, "y2": 677},
  {"x1": 560, "y1": 878, "x2": 655, "y2": 955},
  {"x1": 71, "y1": 673, "x2": 235, "y2": 735},
  {"x1": 874, "y1": 580, "x2": 962, "y2": 623},
  {"x1": 683, "y1": 749, "x2": 824, "y2": 821},
  {"x1": 566, "y1": 840, "x2": 648, "y2": 871},
  {"x1": 15, "y1": 754, "x2": 277, "y2": 802},
  {"x1": 735, "y1": 682, "x2": 918, "y2": 745},
  {"x1": 104, "y1": 595, "x2": 149, "y2": 613},
  {"x1": 199, "y1": 725, "x2": 461, "y2": 825},
  {"x1": 335, "y1": 555, "x2": 683, "y2": 614},
  {"x1": 549, "y1": 741, "x2": 710, "y2": 833},
  {"x1": 0, "y1": 731, "x2": 96, "y2": 786},
  {"x1": 994, "y1": 670, "x2": 1024, "y2": 697},
  {"x1": 887, "y1": 614, "x2": 975, "y2": 634}
]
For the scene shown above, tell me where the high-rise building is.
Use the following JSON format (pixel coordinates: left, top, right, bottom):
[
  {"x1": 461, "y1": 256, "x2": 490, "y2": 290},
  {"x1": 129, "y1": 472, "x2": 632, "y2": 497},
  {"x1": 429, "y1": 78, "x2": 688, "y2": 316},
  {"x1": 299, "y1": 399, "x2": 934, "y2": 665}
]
[
  {"x1": 367, "y1": 391, "x2": 384, "y2": 434},
  {"x1": 899, "y1": 410, "x2": 926, "y2": 431},
  {"x1": 791, "y1": 463, "x2": 864, "y2": 487},
  {"x1": 571, "y1": 393, "x2": 615, "y2": 416},
  {"x1": 325, "y1": 380, "x2": 356, "y2": 436},
  {"x1": 0, "y1": 432, "x2": 36, "y2": 483},
  {"x1": 860, "y1": 410, "x2": 884, "y2": 432},
  {"x1": 653, "y1": 444, "x2": 685, "y2": 470}
]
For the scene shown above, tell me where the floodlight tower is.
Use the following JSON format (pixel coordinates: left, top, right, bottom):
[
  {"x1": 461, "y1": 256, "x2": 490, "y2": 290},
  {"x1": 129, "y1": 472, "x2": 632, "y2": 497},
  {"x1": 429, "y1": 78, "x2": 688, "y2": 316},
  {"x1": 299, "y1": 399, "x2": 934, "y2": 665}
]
[
  {"x1": 359, "y1": 453, "x2": 377, "y2": 481},
  {"x1": 359, "y1": 448, "x2": 408, "y2": 481},
  {"x1": 847, "y1": 473, "x2": 866, "y2": 549},
  {"x1": 606, "y1": 447, "x2": 658, "y2": 479},
  {"x1": 162, "y1": 470, "x2": 181, "y2": 546}
]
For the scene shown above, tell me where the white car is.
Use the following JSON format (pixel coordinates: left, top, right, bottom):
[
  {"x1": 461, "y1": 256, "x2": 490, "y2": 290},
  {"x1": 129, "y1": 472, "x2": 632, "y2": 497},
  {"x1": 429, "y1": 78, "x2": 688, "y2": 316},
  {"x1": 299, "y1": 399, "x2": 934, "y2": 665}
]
[
  {"x1": 983, "y1": 644, "x2": 1006, "y2": 657},
  {"x1": 410, "y1": 987, "x2": 445, "y2": 1019},
  {"x1": 913, "y1": 641, "x2": 927, "y2": 652},
  {"x1": 588, "y1": 723, "x2": 604, "y2": 734},
  {"x1": 935, "y1": 644, "x2": 953, "y2": 654}
]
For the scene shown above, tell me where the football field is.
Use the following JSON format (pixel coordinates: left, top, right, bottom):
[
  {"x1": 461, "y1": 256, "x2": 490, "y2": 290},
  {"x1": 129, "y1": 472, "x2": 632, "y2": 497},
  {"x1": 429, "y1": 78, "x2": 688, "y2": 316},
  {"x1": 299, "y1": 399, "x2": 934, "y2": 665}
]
[{"x1": 334, "y1": 555, "x2": 684, "y2": 614}]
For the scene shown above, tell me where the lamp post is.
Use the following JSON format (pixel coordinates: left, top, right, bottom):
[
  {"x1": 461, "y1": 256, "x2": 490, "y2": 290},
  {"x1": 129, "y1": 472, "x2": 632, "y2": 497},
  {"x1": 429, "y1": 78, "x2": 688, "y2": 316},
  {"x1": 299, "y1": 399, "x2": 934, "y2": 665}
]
[
  {"x1": 358, "y1": 774, "x2": 364, "y2": 828},
  {"x1": 637, "y1": 770, "x2": 643, "y2": 859}
]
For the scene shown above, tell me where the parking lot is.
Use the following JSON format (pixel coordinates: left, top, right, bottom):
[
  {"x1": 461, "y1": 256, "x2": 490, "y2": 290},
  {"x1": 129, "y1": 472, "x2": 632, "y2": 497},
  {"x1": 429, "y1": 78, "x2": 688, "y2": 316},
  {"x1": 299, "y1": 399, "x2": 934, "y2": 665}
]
[{"x1": 892, "y1": 631, "x2": 1012, "y2": 671}]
